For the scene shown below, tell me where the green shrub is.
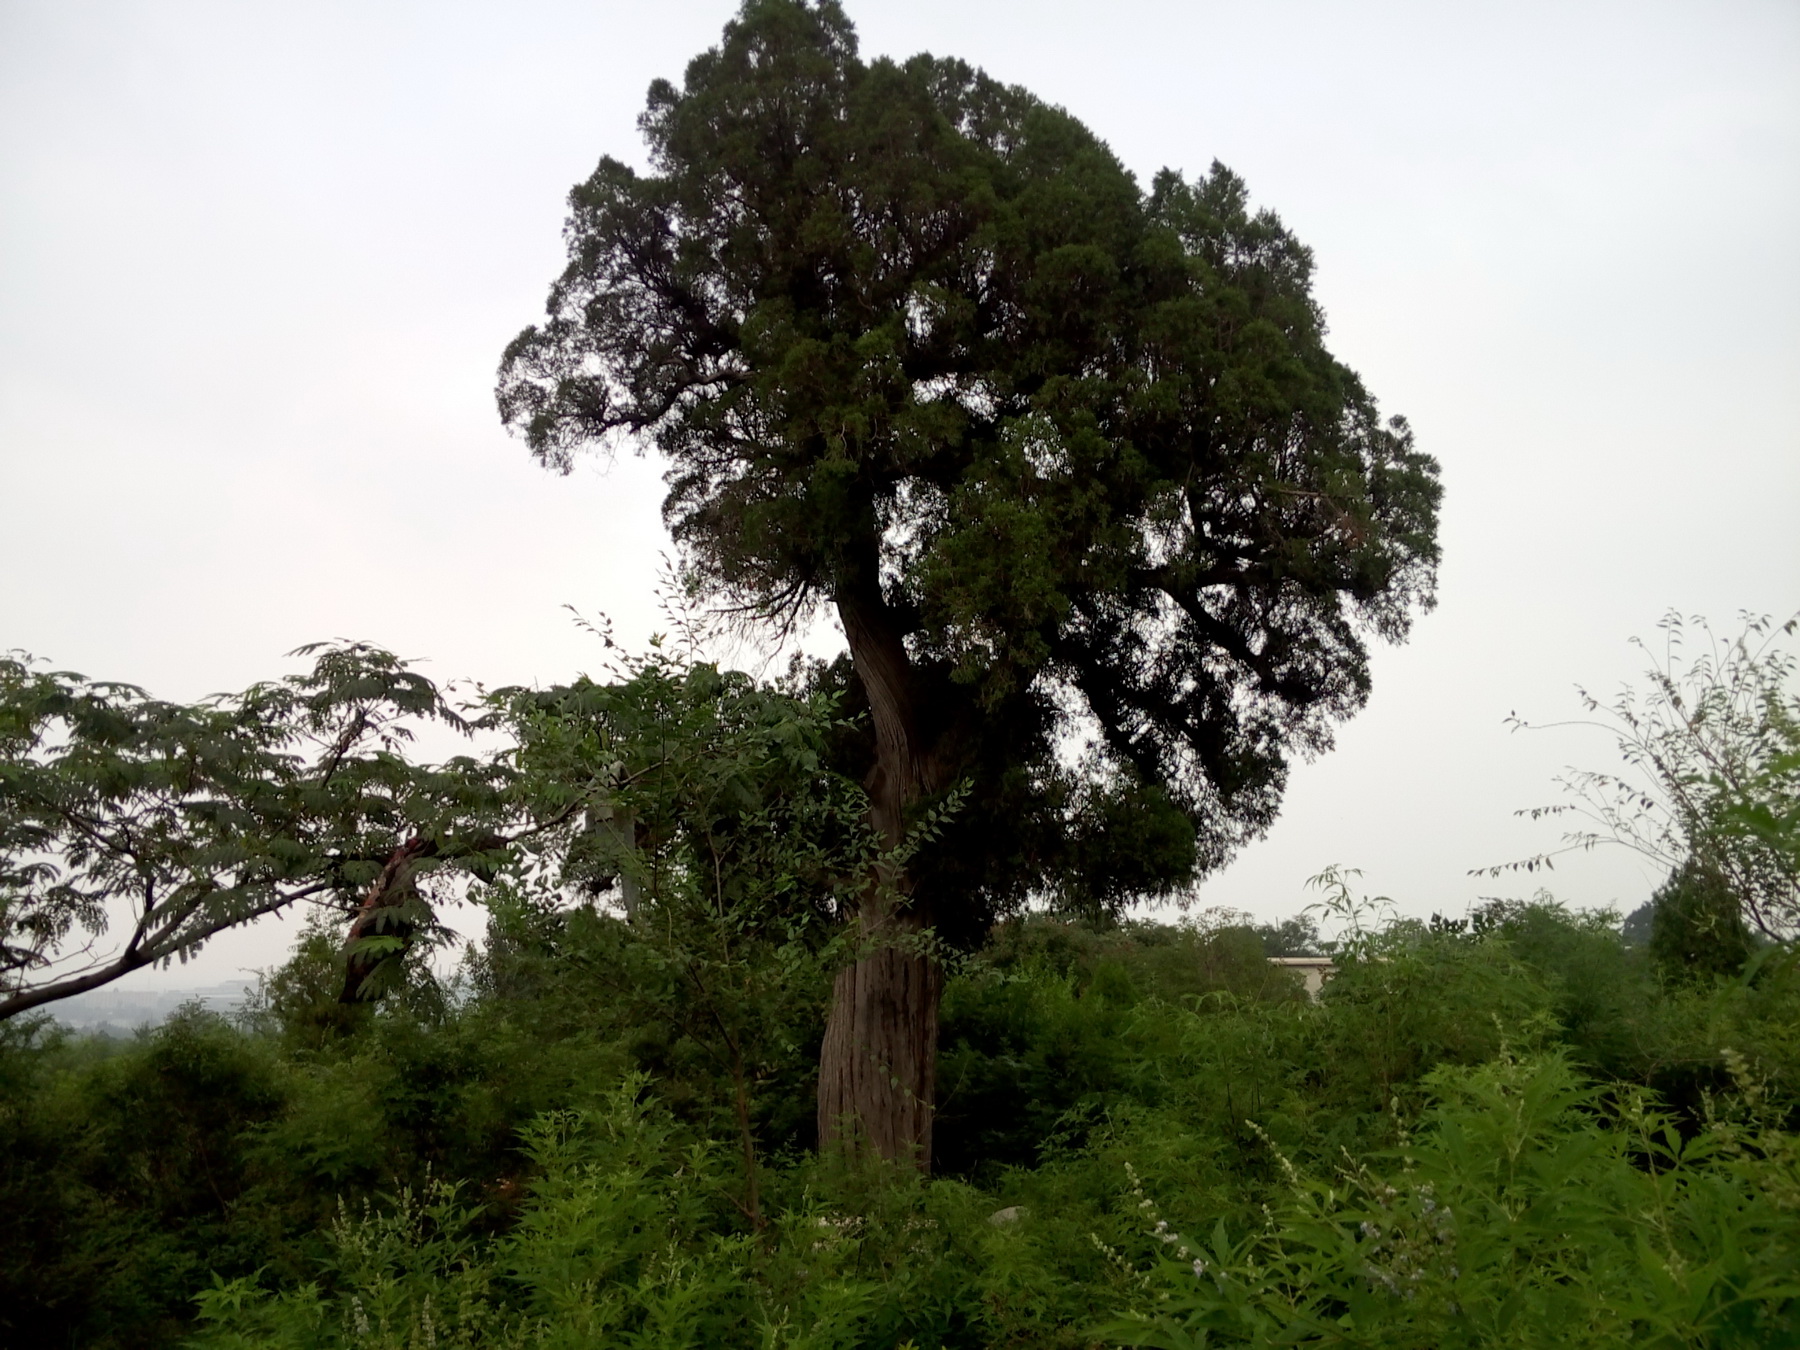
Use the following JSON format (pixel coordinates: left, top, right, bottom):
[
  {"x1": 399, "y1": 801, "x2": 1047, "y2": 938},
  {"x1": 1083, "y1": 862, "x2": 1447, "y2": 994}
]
[
  {"x1": 2, "y1": 901, "x2": 1795, "y2": 1347},
  {"x1": 0, "y1": 1009, "x2": 290, "y2": 1349},
  {"x1": 1650, "y1": 861, "x2": 1759, "y2": 984},
  {"x1": 1106, "y1": 1051, "x2": 1800, "y2": 1348}
]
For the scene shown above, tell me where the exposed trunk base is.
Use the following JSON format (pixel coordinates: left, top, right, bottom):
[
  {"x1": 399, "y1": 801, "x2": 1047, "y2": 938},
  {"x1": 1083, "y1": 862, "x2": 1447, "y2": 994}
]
[
  {"x1": 821, "y1": 574, "x2": 946, "y2": 1170},
  {"x1": 816, "y1": 906, "x2": 941, "y2": 1170}
]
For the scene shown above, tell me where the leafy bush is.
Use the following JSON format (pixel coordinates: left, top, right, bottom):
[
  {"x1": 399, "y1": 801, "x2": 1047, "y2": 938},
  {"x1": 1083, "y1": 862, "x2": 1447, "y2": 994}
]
[
  {"x1": 1495, "y1": 611, "x2": 1800, "y2": 941},
  {"x1": 0, "y1": 1009, "x2": 289, "y2": 1348},
  {"x1": 5, "y1": 890, "x2": 1798, "y2": 1346},
  {"x1": 1648, "y1": 860, "x2": 1758, "y2": 983},
  {"x1": 1105, "y1": 1051, "x2": 1800, "y2": 1348}
]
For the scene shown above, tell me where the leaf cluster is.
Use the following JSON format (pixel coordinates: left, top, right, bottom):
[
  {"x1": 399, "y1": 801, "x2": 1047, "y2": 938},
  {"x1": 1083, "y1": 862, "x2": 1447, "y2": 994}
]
[{"x1": 0, "y1": 645, "x2": 518, "y2": 1019}]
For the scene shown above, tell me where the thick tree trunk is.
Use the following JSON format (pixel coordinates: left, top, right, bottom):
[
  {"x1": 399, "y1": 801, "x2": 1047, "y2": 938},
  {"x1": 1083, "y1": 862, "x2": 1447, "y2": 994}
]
[
  {"x1": 817, "y1": 580, "x2": 944, "y2": 1170},
  {"x1": 817, "y1": 903, "x2": 941, "y2": 1166}
]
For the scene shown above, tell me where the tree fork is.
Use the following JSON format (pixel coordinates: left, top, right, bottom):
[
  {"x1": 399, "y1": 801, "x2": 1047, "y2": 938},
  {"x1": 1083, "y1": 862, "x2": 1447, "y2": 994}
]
[{"x1": 339, "y1": 836, "x2": 436, "y2": 1003}]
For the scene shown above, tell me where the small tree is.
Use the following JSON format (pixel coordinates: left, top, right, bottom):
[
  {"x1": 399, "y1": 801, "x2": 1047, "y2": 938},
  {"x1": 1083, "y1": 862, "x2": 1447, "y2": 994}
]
[
  {"x1": 498, "y1": 0, "x2": 1441, "y2": 1163},
  {"x1": 1482, "y1": 612, "x2": 1800, "y2": 943},
  {"x1": 1647, "y1": 859, "x2": 1757, "y2": 982},
  {"x1": 499, "y1": 648, "x2": 878, "y2": 1223},
  {"x1": 0, "y1": 644, "x2": 522, "y2": 1021}
]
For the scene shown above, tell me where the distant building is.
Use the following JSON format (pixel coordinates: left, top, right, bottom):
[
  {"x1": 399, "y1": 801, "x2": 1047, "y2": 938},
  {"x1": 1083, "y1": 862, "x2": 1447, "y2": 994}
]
[{"x1": 1269, "y1": 956, "x2": 1336, "y2": 1000}]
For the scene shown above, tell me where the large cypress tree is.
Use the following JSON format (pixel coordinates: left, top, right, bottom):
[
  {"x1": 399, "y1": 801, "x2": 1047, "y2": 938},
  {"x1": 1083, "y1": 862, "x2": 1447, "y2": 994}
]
[{"x1": 498, "y1": 0, "x2": 1441, "y2": 1166}]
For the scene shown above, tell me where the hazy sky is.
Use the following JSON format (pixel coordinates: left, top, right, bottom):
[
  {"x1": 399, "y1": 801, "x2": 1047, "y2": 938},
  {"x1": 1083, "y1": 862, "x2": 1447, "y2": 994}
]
[{"x1": 3, "y1": 0, "x2": 1796, "y2": 988}]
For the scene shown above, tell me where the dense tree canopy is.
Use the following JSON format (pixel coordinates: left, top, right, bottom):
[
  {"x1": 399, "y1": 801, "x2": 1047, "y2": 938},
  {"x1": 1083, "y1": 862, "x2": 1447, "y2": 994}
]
[
  {"x1": 499, "y1": 0, "x2": 1440, "y2": 1160},
  {"x1": 500, "y1": 0, "x2": 1440, "y2": 910}
]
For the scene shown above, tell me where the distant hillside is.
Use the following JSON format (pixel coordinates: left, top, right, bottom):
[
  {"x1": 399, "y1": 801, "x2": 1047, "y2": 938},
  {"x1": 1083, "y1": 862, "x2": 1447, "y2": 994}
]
[{"x1": 49, "y1": 980, "x2": 254, "y2": 1034}]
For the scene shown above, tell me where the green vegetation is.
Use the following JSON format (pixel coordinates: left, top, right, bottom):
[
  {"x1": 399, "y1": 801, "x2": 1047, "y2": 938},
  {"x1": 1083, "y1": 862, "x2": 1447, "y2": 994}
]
[
  {"x1": 7, "y1": 612, "x2": 1793, "y2": 1347},
  {"x1": 2, "y1": 630, "x2": 1795, "y2": 1346},
  {"x1": 498, "y1": 0, "x2": 1441, "y2": 1159},
  {"x1": 2, "y1": 883, "x2": 1794, "y2": 1348},
  {"x1": 0, "y1": 642, "x2": 521, "y2": 1020},
  {"x1": 2, "y1": 2, "x2": 1792, "y2": 1344},
  {"x1": 7, "y1": 615, "x2": 1792, "y2": 1350},
  {"x1": 1489, "y1": 611, "x2": 1799, "y2": 940}
]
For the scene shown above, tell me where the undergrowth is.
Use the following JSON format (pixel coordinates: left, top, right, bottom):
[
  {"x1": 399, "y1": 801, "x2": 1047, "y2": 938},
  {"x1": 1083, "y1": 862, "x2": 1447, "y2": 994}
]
[{"x1": 2, "y1": 902, "x2": 1795, "y2": 1348}]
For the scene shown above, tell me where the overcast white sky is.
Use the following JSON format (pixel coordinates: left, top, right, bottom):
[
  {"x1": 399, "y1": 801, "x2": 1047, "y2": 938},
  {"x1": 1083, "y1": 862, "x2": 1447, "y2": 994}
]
[{"x1": 2, "y1": 0, "x2": 1796, "y2": 988}]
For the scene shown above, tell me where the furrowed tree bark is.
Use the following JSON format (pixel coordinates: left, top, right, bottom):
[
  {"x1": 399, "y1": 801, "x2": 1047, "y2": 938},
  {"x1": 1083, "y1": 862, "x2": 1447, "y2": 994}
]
[
  {"x1": 817, "y1": 909, "x2": 941, "y2": 1166},
  {"x1": 818, "y1": 580, "x2": 944, "y2": 1170}
]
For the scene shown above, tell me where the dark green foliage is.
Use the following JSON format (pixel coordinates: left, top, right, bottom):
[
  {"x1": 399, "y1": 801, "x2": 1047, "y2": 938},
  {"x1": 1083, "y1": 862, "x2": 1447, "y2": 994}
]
[
  {"x1": 1254, "y1": 913, "x2": 1325, "y2": 956},
  {"x1": 1467, "y1": 896, "x2": 1656, "y2": 1075},
  {"x1": 498, "y1": 0, "x2": 1442, "y2": 924},
  {"x1": 1650, "y1": 859, "x2": 1758, "y2": 983},
  {"x1": 239, "y1": 925, "x2": 379, "y2": 1050},
  {"x1": 4, "y1": 637, "x2": 1789, "y2": 1347},
  {"x1": 497, "y1": 651, "x2": 879, "y2": 1216},
  {"x1": 933, "y1": 920, "x2": 1307, "y2": 1180},
  {"x1": 0, "y1": 1010, "x2": 287, "y2": 1349},
  {"x1": 3, "y1": 902, "x2": 1797, "y2": 1347},
  {"x1": 1106, "y1": 1051, "x2": 1800, "y2": 1349}
]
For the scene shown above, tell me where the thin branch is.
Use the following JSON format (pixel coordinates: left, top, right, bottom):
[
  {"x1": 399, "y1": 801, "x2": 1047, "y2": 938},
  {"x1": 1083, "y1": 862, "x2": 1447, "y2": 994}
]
[{"x1": 0, "y1": 880, "x2": 333, "y2": 1022}]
